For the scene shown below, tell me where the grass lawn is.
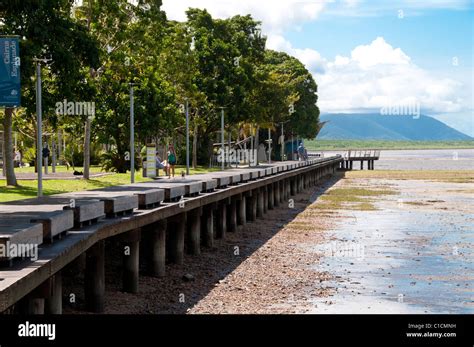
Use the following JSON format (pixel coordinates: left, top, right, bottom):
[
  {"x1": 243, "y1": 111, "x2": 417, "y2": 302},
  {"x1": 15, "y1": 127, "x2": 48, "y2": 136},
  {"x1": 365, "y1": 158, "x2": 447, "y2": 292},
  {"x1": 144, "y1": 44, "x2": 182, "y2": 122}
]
[
  {"x1": 305, "y1": 139, "x2": 474, "y2": 151},
  {"x1": 0, "y1": 165, "x2": 219, "y2": 203},
  {"x1": 13, "y1": 165, "x2": 103, "y2": 174}
]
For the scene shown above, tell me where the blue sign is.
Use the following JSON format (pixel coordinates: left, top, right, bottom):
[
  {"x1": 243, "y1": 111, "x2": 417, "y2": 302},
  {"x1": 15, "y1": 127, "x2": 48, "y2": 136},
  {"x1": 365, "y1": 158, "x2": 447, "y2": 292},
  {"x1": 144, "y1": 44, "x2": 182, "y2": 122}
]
[{"x1": 0, "y1": 37, "x2": 21, "y2": 107}]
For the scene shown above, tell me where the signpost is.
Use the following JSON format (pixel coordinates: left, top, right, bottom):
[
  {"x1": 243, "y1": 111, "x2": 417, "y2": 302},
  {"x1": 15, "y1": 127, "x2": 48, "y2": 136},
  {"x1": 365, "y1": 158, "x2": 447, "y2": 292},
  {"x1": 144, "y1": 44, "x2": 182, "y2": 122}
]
[
  {"x1": 0, "y1": 36, "x2": 21, "y2": 185},
  {"x1": 0, "y1": 37, "x2": 21, "y2": 107},
  {"x1": 145, "y1": 144, "x2": 157, "y2": 178}
]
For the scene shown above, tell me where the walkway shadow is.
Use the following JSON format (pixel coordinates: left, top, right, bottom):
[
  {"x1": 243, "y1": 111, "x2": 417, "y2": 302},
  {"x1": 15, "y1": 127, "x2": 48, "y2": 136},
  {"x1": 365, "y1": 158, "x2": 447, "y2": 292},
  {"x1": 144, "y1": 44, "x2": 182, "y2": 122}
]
[{"x1": 61, "y1": 172, "x2": 345, "y2": 314}]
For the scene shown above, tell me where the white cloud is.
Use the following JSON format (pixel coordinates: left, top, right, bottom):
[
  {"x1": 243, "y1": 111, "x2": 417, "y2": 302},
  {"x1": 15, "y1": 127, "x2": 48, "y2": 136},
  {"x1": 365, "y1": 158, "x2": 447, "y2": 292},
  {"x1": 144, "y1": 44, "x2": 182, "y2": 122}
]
[
  {"x1": 350, "y1": 37, "x2": 410, "y2": 68},
  {"x1": 266, "y1": 34, "x2": 327, "y2": 74},
  {"x1": 317, "y1": 37, "x2": 465, "y2": 115},
  {"x1": 162, "y1": 0, "x2": 327, "y2": 34}
]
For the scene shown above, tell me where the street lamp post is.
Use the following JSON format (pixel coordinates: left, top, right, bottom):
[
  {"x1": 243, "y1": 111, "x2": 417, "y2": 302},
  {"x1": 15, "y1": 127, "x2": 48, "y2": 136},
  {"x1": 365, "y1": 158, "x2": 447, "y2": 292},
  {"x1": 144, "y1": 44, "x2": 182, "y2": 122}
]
[
  {"x1": 291, "y1": 133, "x2": 294, "y2": 161},
  {"x1": 267, "y1": 128, "x2": 272, "y2": 164},
  {"x1": 221, "y1": 108, "x2": 225, "y2": 171},
  {"x1": 129, "y1": 83, "x2": 137, "y2": 184},
  {"x1": 33, "y1": 57, "x2": 50, "y2": 197},
  {"x1": 280, "y1": 122, "x2": 284, "y2": 161},
  {"x1": 185, "y1": 98, "x2": 190, "y2": 176},
  {"x1": 35, "y1": 61, "x2": 43, "y2": 196}
]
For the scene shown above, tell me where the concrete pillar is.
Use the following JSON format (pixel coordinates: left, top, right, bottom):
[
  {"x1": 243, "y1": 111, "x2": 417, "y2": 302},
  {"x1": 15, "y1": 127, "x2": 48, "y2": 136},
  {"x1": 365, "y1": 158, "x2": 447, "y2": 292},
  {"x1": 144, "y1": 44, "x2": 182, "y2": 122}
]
[
  {"x1": 202, "y1": 207, "x2": 214, "y2": 248},
  {"x1": 216, "y1": 203, "x2": 227, "y2": 238},
  {"x1": 257, "y1": 188, "x2": 265, "y2": 217},
  {"x1": 187, "y1": 209, "x2": 201, "y2": 255},
  {"x1": 274, "y1": 181, "x2": 280, "y2": 207},
  {"x1": 290, "y1": 177, "x2": 296, "y2": 196},
  {"x1": 268, "y1": 184, "x2": 274, "y2": 210},
  {"x1": 22, "y1": 278, "x2": 52, "y2": 314},
  {"x1": 46, "y1": 272, "x2": 62, "y2": 314},
  {"x1": 247, "y1": 192, "x2": 257, "y2": 222},
  {"x1": 85, "y1": 240, "x2": 105, "y2": 313},
  {"x1": 122, "y1": 228, "x2": 141, "y2": 293},
  {"x1": 149, "y1": 220, "x2": 166, "y2": 277},
  {"x1": 286, "y1": 179, "x2": 291, "y2": 199},
  {"x1": 282, "y1": 180, "x2": 286, "y2": 201},
  {"x1": 169, "y1": 213, "x2": 186, "y2": 264},
  {"x1": 263, "y1": 186, "x2": 268, "y2": 213},
  {"x1": 360, "y1": 161, "x2": 364, "y2": 170},
  {"x1": 27, "y1": 298, "x2": 45, "y2": 314},
  {"x1": 228, "y1": 198, "x2": 237, "y2": 232},
  {"x1": 237, "y1": 196, "x2": 247, "y2": 226}
]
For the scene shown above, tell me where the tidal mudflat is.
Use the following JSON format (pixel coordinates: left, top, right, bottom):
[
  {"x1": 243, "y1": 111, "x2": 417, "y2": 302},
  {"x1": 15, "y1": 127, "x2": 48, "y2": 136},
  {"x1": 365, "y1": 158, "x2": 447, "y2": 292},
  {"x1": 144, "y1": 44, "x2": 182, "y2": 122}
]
[
  {"x1": 309, "y1": 171, "x2": 473, "y2": 314},
  {"x1": 191, "y1": 169, "x2": 473, "y2": 313}
]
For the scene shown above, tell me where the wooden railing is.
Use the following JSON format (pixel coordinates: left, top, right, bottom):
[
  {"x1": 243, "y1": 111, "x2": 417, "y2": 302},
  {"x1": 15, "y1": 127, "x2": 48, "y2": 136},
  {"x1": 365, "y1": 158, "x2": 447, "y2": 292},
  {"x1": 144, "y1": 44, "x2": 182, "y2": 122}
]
[{"x1": 344, "y1": 150, "x2": 380, "y2": 160}]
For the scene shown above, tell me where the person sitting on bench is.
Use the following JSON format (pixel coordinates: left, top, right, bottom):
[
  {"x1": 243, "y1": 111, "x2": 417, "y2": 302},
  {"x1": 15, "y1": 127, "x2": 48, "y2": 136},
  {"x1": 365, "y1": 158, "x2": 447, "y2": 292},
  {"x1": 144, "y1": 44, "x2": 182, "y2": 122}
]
[{"x1": 156, "y1": 154, "x2": 167, "y2": 176}]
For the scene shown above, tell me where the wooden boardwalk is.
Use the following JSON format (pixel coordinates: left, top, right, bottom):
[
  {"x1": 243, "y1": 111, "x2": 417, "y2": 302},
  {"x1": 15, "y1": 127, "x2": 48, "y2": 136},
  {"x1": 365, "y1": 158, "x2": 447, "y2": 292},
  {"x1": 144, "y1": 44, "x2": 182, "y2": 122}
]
[
  {"x1": 341, "y1": 150, "x2": 381, "y2": 170},
  {"x1": 0, "y1": 157, "x2": 342, "y2": 313}
]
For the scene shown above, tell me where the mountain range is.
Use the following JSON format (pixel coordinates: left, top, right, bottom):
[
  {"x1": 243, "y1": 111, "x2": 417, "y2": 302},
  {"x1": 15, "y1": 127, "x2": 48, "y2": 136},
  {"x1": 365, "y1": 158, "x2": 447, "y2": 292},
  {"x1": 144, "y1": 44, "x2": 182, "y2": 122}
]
[{"x1": 317, "y1": 114, "x2": 472, "y2": 141}]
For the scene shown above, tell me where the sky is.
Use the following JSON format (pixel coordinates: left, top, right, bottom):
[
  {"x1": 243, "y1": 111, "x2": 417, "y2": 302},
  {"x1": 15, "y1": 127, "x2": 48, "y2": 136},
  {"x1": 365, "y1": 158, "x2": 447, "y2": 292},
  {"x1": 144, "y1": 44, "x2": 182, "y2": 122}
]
[{"x1": 161, "y1": 0, "x2": 474, "y2": 137}]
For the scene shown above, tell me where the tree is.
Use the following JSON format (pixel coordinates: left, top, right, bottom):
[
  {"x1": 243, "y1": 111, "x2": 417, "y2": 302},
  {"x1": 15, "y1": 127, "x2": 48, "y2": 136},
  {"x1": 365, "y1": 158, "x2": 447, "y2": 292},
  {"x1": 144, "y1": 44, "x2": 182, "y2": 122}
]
[
  {"x1": 182, "y1": 9, "x2": 266, "y2": 162},
  {"x1": 0, "y1": 0, "x2": 99, "y2": 184},
  {"x1": 263, "y1": 50, "x2": 321, "y2": 139},
  {"x1": 80, "y1": 0, "x2": 181, "y2": 173}
]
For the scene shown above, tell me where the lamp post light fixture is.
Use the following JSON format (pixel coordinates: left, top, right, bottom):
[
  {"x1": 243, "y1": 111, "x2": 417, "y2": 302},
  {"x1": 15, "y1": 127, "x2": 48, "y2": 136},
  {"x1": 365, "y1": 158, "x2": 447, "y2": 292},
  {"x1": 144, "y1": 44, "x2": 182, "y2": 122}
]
[
  {"x1": 33, "y1": 57, "x2": 51, "y2": 197},
  {"x1": 185, "y1": 98, "x2": 190, "y2": 176},
  {"x1": 129, "y1": 82, "x2": 140, "y2": 183}
]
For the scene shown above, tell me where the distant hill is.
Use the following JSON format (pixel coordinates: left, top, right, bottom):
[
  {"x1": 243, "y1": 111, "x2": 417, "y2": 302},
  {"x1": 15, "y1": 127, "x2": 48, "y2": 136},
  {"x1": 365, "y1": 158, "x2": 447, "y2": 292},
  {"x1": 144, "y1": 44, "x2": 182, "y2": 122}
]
[{"x1": 318, "y1": 114, "x2": 472, "y2": 141}]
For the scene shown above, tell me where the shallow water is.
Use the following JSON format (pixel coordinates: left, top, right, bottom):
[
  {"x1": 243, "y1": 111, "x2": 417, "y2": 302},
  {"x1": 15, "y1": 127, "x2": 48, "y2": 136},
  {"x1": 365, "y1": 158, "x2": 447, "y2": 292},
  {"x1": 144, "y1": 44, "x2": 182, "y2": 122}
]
[
  {"x1": 319, "y1": 149, "x2": 474, "y2": 170},
  {"x1": 310, "y1": 179, "x2": 474, "y2": 314}
]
